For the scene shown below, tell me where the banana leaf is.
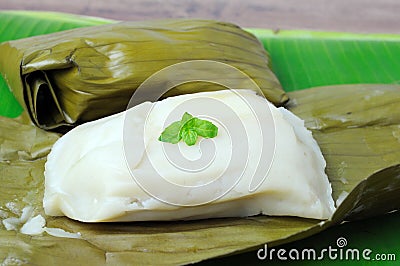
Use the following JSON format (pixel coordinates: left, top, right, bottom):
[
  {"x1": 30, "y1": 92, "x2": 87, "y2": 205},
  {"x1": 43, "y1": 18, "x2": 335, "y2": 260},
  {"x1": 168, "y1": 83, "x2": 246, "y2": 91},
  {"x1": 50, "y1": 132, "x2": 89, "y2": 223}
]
[
  {"x1": 0, "y1": 11, "x2": 112, "y2": 119},
  {"x1": 0, "y1": 18, "x2": 286, "y2": 130},
  {"x1": 288, "y1": 84, "x2": 400, "y2": 221},
  {"x1": 1, "y1": 11, "x2": 400, "y2": 266},
  {"x1": 1, "y1": 84, "x2": 400, "y2": 265}
]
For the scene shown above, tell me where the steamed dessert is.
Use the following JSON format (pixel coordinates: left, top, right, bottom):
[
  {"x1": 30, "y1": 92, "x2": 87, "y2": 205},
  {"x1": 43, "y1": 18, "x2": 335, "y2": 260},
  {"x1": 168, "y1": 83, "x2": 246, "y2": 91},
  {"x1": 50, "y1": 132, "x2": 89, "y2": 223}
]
[{"x1": 44, "y1": 90, "x2": 335, "y2": 222}]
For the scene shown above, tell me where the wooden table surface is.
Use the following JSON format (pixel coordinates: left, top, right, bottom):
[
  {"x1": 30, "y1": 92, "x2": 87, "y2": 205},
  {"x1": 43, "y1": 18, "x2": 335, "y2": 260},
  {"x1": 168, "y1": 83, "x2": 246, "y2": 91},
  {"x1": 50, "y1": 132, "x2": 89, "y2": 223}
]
[{"x1": 1, "y1": 0, "x2": 400, "y2": 34}]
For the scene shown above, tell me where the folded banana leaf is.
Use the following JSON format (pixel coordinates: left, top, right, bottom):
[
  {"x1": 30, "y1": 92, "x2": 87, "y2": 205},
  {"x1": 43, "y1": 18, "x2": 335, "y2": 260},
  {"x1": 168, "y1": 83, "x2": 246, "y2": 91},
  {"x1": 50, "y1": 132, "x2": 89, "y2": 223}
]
[
  {"x1": 1, "y1": 84, "x2": 400, "y2": 265},
  {"x1": 0, "y1": 19, "x2": 287, "y2": 130},
  {"x1": 288, "y1": 84, "x2": 400, "y2": 221}
]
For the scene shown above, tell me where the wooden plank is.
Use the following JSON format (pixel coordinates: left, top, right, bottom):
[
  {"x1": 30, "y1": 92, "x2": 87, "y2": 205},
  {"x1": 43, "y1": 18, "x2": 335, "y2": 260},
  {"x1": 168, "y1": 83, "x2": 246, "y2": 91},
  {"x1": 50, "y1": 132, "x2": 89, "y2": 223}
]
[{"x1": 0, "y1": 0, "x2": 399, "y2": 33}]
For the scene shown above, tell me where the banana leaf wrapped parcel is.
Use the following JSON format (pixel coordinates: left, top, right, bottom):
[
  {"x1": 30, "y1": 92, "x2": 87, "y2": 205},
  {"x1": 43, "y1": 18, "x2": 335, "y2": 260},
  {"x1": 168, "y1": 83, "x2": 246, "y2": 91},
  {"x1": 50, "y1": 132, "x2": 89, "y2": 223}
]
[{"x1": 0, "y1": 19, "x2": 287, "y2": 130}]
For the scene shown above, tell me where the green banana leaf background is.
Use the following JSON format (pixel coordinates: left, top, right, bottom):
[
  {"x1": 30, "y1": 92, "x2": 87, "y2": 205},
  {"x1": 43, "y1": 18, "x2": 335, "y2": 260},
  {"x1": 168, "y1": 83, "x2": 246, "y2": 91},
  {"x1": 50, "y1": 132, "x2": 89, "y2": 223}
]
[{"x1": 0, "y1": 11, "x2": 400, "y2": 265}]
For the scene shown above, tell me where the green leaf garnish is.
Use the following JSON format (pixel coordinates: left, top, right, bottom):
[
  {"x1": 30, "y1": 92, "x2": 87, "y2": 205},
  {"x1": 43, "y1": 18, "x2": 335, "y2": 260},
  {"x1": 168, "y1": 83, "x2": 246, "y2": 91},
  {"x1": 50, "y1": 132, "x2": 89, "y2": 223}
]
[
  {"x1": 158, "y1": 121, "x2": 182, "y2": 144},
  {"x1": 181, "y1": 128, "x2": 198, "y2": 146},
  {"x1": 181, "y1": 112, "x2": 193, "y2": 124},
  {"x1": 188, "y1": 118, "x2": 219, "y2": 138},
  {"x1": 158, "y1": 112, "x2": 218, "y2": 146}
]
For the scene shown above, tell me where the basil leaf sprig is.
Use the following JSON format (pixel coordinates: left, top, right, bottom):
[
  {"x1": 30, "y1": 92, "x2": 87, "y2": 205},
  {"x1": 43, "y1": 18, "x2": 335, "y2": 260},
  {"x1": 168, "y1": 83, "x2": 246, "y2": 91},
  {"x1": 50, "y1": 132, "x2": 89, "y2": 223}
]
[{"x1": 158, "y1": 112, "x2": 218, "y2": 146}]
